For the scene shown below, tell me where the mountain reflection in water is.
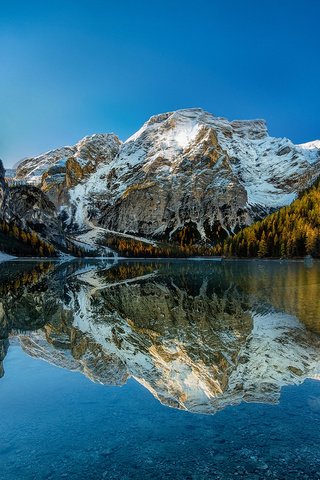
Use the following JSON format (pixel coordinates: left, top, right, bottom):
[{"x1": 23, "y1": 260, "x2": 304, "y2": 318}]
[{"x1": 1, "y1": 259, "x2": 320, "y2": 414}]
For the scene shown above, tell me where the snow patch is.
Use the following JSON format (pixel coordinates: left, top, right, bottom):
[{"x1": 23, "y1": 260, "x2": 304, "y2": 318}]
[{"x1": 298, "y1": 140, "x2": 320, "y2": 150}]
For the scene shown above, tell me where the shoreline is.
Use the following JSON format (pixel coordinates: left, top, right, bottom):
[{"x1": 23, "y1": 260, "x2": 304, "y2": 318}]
[{"x1": 0, "y1": 255, "x2": 316, "y2": 263}]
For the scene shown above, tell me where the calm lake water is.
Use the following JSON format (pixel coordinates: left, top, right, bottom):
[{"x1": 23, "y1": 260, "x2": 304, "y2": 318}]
[{"x1": 1, "y1": 259, "x2": 320, "y2": 479}]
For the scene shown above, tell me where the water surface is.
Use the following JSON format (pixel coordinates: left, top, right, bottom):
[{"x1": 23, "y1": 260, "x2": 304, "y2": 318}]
[{"x1": 1, "y1": 259, "x2": 320, "y2": 479}]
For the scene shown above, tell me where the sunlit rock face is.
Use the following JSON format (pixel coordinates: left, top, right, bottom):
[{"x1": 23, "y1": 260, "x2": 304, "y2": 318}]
[
  {"x1": 2, "y1": 260, "x2": 319, "y2": 414},
  {"x1": 14, "y1": 109, "x2": 320, "y2": 242}
]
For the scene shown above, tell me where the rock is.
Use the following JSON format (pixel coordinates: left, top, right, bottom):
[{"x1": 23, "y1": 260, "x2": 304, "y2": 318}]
[{"x1": 8, "y1": 185, "x2": 66, "y2": 247}]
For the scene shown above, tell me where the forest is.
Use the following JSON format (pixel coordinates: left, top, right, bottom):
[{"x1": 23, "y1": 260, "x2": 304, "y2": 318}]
[
  {"x1": 212, "y1": 179, "x2": 320, "y2": 258},
  {"x1": 100, "y1": 231, "x2": 216, "y2": 258},
  {"x1": 0, "y1": 220, "x2": 57, "y2": 257}
]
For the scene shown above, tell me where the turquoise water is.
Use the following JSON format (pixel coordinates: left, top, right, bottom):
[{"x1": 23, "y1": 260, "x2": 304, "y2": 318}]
[{"x1": 1, "y1": 259, "x2": 320, "y2": 479}]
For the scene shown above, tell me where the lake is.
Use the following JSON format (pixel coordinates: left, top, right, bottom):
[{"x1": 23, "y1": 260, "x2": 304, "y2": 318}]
[{"x1": 1, "y1": 258, "x2": 320, "y2": 479}]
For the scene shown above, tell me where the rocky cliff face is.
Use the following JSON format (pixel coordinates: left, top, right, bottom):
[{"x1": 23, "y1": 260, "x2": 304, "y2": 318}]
[
  {"x1": 13, "y1": 109, "x2": 320, "y2": 243},
  {"x1": 0, "y1": 159, "x2": 67, "y2": 253},
  {"x1": 0, "y1": 161, "x2": 6, "y2": 208},
  {"x1": 8, "y1": 185, "x2": 66, "y2": 247}
]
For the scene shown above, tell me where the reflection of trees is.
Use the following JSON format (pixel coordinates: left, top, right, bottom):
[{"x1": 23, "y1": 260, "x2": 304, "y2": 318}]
[
  {"x1": 216, "y1": 261, "x2": 320, "y2": 334},
  {"x1": 0, "y1": 261, "x2": 69, "y2": 376},
  {"x1": 0, "y1": 262, "x2": 53, "y2": 296},
  {"x1": 96, "y1": 259, "x2": 320, "y2": 339},
  {"x1": 96, "y1": 262, "x2": 156, "y2": 283}
]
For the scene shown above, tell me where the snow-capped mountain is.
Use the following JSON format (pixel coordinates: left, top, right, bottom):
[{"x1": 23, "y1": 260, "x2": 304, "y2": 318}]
[{"x1": 15, "y1": 109, "x2": 320, "y2": 242}]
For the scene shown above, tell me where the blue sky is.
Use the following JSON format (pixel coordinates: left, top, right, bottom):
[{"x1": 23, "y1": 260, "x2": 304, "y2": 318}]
[{"x1": 1, "y1": 0, "x2": 319, "y2": 167}]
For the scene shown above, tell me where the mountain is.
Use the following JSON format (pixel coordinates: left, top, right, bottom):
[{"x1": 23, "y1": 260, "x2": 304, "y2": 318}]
[{"x1": 13, "y1": 109, "x2": 320, "y2": 245}]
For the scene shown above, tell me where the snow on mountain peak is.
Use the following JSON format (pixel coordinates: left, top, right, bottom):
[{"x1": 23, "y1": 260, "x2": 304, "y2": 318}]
[
  {"x1": 296, "y1": 140, "x2": 320, "y2": 164},
  {"x1": 298, "y1": 140, "x2": 320, "y2": 150},
  {"x1": 16, "y1": 133, "x2": 121, "y2": 182},
  {"x1": 125, "y1": 108, "x2": 269, "y2": 147}
]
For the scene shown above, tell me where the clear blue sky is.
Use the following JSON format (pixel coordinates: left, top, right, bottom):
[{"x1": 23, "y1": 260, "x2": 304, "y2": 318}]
[{"x1": 1, "y1": 0, "x2": 319, "y2": 167}]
